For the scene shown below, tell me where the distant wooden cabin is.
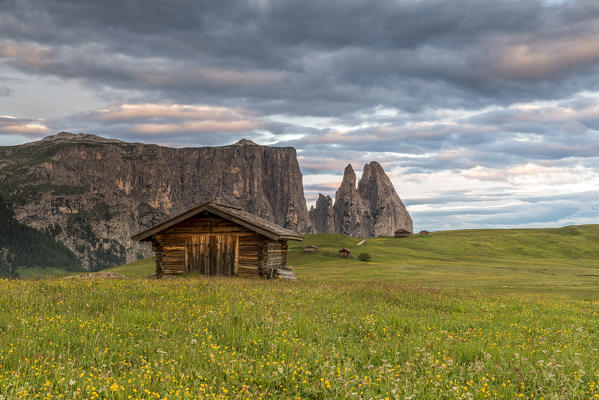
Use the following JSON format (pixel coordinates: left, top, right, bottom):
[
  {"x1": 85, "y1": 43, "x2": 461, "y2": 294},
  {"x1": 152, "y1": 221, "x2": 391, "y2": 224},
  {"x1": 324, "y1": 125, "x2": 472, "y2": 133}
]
[
  {"x1": 394, "y1": 229, "x2": 412, "y2": 238},
  {"x1": 131, "y1": 202, "x2": 303, "y2": 278},
  {"x1": 338, "y1": 248, "x2": 352, "y2": 258},
  {"x1": 419, "y1": 230, "x2": 430, "y2": 236},
  {"x1": 303, "y1": 245, "x2": 318, "y2": 253}
]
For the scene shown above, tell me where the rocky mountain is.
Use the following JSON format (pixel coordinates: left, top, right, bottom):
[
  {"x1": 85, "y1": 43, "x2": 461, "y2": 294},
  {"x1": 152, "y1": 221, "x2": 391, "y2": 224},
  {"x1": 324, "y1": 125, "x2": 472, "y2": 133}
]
[
  {"x1": 311, "y1": 162, "x2": 413, "y2": 237},
  {"x1": 0, "y1": 132, "x2": 312, "y2": 270},
  {"x1": 308, "y1": 194, "x2": 335, "y2": 233},
  {"x1": 332, "y1": 165, "x2": 366, "y2": 235}
]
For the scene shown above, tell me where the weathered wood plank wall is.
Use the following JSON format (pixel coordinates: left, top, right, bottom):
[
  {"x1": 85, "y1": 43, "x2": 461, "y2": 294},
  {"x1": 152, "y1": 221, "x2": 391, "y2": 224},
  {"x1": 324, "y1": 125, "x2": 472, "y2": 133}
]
[
  {"x1": 266, "y1": 241, "x2": 288, "y2": 270},
  {"x1": 152, "y1": 214, "x2": 279, "y2": 277}
]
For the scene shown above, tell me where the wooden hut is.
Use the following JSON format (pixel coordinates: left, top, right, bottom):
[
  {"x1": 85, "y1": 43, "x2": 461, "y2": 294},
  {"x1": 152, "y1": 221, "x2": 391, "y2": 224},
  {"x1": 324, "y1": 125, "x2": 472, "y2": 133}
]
[
  {"x1": 338, "y1": 248, "x2": 352, "y2": 258},
  {"x1": 303, "y1": 245, "x2": 318, "y2": 253},
  {"x1": 131, "y1": 202, "x2": 303, "y2": 278},
  {"x1": 419, "y1": 230, "x2": 430, "y2": 236},
  {"x1": 394, "y1": 229, "x2": 412, "y2": 238}
]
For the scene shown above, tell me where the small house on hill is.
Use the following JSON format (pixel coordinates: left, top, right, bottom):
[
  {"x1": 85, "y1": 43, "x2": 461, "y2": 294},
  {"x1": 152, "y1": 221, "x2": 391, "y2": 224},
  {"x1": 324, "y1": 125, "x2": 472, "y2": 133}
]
[
  {"x1": 394, "y1": 229, "x2": 412, "y2": 238},
  {"x1": 303, "y1": 245, "x2": 318, "y2": 253},
  {"x1": 338, "y1": 248, "x2": 351, "y2": 258},
  {"x1": 131, "y1": 202, "x2": 303, "y2": 278},
  {"x1": 419, "y1": 230, "x2": 430, "y2": 236}
]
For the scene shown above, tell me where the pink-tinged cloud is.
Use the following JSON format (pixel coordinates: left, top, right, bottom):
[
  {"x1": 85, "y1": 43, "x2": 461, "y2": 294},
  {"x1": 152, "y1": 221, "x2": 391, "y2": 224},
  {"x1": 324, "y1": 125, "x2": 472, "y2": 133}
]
[
  {"x1": 304, "y1": 181, "x2": 343, "y2": 191},
  {"x1": 84, "y1": 103, "x2": 263, "y2": 135},
  {"x1": 494, "y1": 95, "x2": 599, "y2": 125},
  {"x1": 0, "y1": 41, "x2": 51, "y2": 69},
  {"x1": 92, "y1": 104, "x2": 257, "y2": 122},
  {"x1": 0, "y1": 116, "x2": 51, "y2": 136},
  {"x1": 131, "y1": 120, "x2": 260, "y2": 135},
  {"x1": 490, "y1": 32, "x2": 599, "y2": 80},
  {"x1": 298, "y1": 156, "x2": 356, "y2": 172}
]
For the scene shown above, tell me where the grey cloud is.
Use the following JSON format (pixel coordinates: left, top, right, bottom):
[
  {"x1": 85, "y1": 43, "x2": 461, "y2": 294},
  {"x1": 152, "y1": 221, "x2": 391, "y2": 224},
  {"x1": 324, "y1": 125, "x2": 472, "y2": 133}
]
[
  {"x1": 411, "y1": 207, "x2": 515, "y2": 218},
  {"x1": 0, "y1": 86, "x2": 11, "y2": 96},
  {"x1": 0, "y1": 116, "x2": 50, "y2": 136},
  {"x1": 404, "y1": 191, "x2": 521, "y2": 206},
  {"x1": 1, "y1": 0, "x2": 599, "y2": 231},
  {"x1": 2, "y1": 0, "x2": 599, "y2": 116},
  {"x1": 304, "y1": 183, "x2": 341, "y2": 192},
  {"x1": 474, "y1": 202, "x2": 582, "y2": 225},
  {"x1": 411, "y1": 195, "x2": 599, "y2": 231}
]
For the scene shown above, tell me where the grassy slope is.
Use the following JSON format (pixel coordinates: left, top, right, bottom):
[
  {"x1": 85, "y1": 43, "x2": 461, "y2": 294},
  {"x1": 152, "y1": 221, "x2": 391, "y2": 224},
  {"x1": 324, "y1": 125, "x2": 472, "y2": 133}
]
[
  {"x1": 109, "y1": 225, "x2": 599, "y2": 297},
  {"x1": 2, "y1": 278, "x2": 599, "y2": 399},
  {"x1": 103, "y1": 257, "x2": 157, "y2": 278},
  {"x1": 16, "y1": 266, "x2": 73, "y2": 279},
  {"x1": 289, "y1": 225, "x2": 599, "y2": 296},
  {"x1": 4, "y1": 225, "x2": 599, "y2": 398}
]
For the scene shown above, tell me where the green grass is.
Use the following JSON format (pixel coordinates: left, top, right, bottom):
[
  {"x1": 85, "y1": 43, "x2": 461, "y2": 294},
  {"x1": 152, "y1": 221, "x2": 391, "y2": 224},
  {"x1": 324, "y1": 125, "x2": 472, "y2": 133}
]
[
  {"x1": 110, "y1": 225, "x2": 599, "y2": 297},
  {"x1": 1, "y1": 278, "x2": 598, "y2": 399},
  {"x1": 3, "y1": 225, "x2": 598, "y2": 398},
  {"x1": 104, "y1": 257, "x2": 156, "y2": 278},
  {"x1": 15, "y1": 266, "x2": 73, "y2": 279},
  {"x1": 286, "y1": 226, "x2": 599, "y2": 297}
]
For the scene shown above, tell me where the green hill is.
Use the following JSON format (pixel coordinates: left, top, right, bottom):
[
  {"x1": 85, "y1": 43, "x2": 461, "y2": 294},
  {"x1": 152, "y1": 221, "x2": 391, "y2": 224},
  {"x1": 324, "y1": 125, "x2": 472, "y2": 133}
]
[
  {"x1": 287, "y1": 226, "x2": 599, "y2": 295},
  {"x1": 101, "y1": 257, "x2": 156, "y2": 278},
  {"x1": 107, "y1": 225, "x2": 599, "y2": 296},
  {"x1": 5, "y1": 225, "x2": 599, "y2": 398}
]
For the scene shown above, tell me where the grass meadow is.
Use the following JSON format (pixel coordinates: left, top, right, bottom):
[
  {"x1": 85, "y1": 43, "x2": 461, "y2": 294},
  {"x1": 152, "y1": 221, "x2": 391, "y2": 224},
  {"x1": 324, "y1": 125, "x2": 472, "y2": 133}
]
[{"x1": 1, "y1": 225, "x2": 599, "y2": 399}]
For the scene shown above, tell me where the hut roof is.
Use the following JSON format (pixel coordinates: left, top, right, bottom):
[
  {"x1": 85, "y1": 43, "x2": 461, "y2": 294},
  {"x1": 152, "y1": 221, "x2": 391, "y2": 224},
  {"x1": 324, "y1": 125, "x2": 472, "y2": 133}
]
[
  {"x1": 131, "y1": 202, "x2": 304, "y2": 242},
  {"x1": 395, "y1": 229, "x2": 411, "y2": 234},
  {"x1": 339, "y1": 248, "x2": 351, "y2": 253},
  {"x1": 304, "y1": 245, "x2": 318, "y2": 249}
]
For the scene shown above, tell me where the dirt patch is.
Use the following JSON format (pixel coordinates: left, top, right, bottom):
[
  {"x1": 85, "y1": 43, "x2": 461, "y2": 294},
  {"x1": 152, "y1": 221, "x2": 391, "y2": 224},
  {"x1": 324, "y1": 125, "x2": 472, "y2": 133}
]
[{"x1": 75, "y1": 271, "x2": 127, "y2": 280}]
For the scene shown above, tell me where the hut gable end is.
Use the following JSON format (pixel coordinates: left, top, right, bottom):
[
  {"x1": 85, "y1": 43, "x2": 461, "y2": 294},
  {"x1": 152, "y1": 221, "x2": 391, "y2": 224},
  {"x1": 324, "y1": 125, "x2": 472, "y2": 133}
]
[
  {"x1": 132, "y1": 202, "x2": 303, "y2": 242},
  {"x1": 160, "y1": 213, "x2": 256, "y2": 237},
  {"x1": 132, "y1": 202, "x2": 303, "y2": 278}
]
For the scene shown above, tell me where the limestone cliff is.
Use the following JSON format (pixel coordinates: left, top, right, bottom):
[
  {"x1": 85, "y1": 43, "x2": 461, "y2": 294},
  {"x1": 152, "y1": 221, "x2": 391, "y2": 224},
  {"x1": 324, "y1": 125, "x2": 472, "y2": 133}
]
[
  {"x1": 319, "y1": 162, "x2": 412, "y2": 237},
  {"x1": 333, "y1": 165, "x2": 367, "y2": 236},
  {"x1": 308, "y1": 194, "x2": 335, "y2": 233},
  {"x1": 357, "y1": 162, "x2": 413, "y2": 237},
  {"x1": 0, "y1": 132, "x2": 312, "y2": 270}
]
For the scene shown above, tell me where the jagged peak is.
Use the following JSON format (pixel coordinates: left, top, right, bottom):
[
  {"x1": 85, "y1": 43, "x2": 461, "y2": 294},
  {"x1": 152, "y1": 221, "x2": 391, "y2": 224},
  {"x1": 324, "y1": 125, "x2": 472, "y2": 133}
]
[
  {"x1": 361, "y1": 161, "x2": 388, "y2": 181},
  {"x1": 340, "y1": 164, "x2": 357, "y2": 188},
  {"x1": 330, "y1": 159, "x2": 412, "y2": 236},
  {"x1": 317, "y1": 193, "x2": 332, "y2": 201},
  {"x1": 315, "y1": 193, "x2": 333, "y2": 207},
  {"x1": 363, "y1": 161, "x2": 383, "y2": 172},
  {"x1": 359, "y1": 161, "x2": 395, "y2": 193}
]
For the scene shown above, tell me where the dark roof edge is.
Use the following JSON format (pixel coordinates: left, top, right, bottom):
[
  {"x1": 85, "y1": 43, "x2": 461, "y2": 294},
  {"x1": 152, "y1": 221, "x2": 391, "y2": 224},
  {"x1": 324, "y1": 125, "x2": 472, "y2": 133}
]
[{"x1": 131, "y1": 202, "x2": 303, "y2": 242}]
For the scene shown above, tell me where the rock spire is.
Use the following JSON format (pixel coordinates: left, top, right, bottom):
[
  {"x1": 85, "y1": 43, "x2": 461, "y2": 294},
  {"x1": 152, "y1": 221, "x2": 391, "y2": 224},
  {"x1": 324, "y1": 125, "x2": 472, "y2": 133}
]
[{"x1": 311, "y1": 162, "x2": 412, "y2": 237}]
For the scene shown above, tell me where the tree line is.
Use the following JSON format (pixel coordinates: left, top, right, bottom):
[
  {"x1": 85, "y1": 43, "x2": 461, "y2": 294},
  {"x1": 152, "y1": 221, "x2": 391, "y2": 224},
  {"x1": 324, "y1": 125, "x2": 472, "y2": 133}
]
[{"x1": 0, "y1": 196, "x2": 82, "y2": 278}]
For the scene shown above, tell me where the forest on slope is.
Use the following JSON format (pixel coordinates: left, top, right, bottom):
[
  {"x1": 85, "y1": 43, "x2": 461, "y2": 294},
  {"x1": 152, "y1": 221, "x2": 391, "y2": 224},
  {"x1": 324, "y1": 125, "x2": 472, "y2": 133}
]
[{"x1": 0, "y1": 196, "x2": 82, "y2": 278}]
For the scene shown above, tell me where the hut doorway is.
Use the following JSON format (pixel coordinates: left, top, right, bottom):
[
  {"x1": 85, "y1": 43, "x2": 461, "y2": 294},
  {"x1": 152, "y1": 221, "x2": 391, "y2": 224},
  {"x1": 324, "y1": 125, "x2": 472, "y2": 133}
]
[{"x1": 185, "y1": 234, "x2": 239, "y2": 276}]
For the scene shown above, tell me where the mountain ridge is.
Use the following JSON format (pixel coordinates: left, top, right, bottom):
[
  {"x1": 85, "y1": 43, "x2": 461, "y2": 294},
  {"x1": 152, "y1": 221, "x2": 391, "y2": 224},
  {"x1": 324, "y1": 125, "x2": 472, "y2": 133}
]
[
  {"x1": 1, "y1": 132, "x2": 414, "y2": 271},
  {"x1": 0, "y1": 132, "x2": 312, "y2": 270}
]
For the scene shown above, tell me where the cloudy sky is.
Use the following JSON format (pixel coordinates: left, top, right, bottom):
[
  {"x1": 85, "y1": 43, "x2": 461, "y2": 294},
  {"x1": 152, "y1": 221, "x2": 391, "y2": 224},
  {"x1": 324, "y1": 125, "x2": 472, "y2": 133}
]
[{"x1": 1, "y1": 0, "x2": 598, "y2": 231}]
